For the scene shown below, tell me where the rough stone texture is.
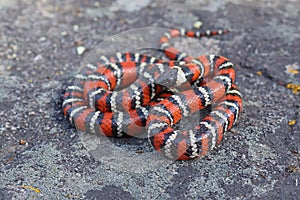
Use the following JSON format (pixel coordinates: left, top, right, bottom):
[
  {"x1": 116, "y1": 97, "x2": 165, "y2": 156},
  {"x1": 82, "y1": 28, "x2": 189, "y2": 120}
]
[{"x1": 0, "y1": 0, "x2": 299, "y2": 199}]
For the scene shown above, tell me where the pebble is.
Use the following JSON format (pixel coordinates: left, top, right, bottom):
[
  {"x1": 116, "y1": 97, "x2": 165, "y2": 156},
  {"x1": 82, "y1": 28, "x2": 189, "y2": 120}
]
[
  {"x1": 39, "y1": 37, "x2": 47, "y2": 42},
  {"x1": 73, "y1": 25, "x2": 79, "y2": 32},
  {"x1": 5, "y1": 122, "x2": 17, "y2": 131},
  {"x1": 33, "y1": 55, "x2": 43, "y2": 62},
  {"x1": 61, "y1": 31, "x2": 68, "y2": 36},
  {"x1": 44, "y1": 126, "x2": 51, "y2": 131},
  {"x1": 29, "y1": 111, "x2": 36, "y2": 116},
  {"x1": 5, "y1": 122, "x2": 11, "y2": 128},
  {"x1": 76, "y1": 46, "x2": 86, "y2": 55},
  {"x1": 19, "y1": 139, "x2": 27, "y2": 145},
  {"x1": 49, "y1": 128, "x2": 57, "y2": 134},
  {"x1": 10, "y1": 44, "x2": 18, "y2": 52},
  {"x1": 193, "y1": 21, "x2": 203, "y2": 29},
  {"x1": 7, "y1": 53, "x2": 17, "y2": 60}
]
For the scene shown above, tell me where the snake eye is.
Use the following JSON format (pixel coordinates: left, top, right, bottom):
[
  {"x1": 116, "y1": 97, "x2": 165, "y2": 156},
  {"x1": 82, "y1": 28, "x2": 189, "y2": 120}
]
[{"x1": 169, "y1": 76, "x2": 175, "y2": 82}]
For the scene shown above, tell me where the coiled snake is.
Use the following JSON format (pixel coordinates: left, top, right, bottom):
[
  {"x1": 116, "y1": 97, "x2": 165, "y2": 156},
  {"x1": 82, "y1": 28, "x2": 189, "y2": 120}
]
[{"x1": 62, "y1": 27, "x2": 242, "y2": 160}]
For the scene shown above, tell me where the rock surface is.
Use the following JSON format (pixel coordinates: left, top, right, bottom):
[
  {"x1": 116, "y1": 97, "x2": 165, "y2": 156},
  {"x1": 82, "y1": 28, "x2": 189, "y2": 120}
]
[{"x1": 0, "y1": 0, "x2": 299, "y2": 199}]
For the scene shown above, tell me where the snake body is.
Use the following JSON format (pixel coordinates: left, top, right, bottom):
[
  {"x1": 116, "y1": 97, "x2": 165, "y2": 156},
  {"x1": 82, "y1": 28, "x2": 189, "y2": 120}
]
[{"x1": 62, "y1": 27, "x2": 242, "y2": 160}]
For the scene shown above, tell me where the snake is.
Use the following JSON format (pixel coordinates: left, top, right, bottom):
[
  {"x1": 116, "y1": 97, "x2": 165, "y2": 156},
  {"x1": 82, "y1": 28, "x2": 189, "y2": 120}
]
[{"x1": 62, "y1": 27, "x2": 243, "y2": 160}]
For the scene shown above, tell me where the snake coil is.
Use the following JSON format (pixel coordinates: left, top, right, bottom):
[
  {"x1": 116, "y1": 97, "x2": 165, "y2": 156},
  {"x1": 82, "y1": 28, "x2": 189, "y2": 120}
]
[{"x1": 62, "y1": 27, "x2": 242, "y2": 160}]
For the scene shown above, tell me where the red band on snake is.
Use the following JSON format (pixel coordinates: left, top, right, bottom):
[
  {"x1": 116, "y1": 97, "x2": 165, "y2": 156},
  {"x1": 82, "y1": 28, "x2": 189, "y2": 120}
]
[{"x1": 62, "y1": 27, "x2": 242, "y2": 160}]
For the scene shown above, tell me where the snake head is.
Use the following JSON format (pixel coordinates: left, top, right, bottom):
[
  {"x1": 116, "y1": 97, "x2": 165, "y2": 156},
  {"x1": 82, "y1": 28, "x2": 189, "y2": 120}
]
[{"x1": 155, "y1": 67, "x2": 187, "y2": 88}]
